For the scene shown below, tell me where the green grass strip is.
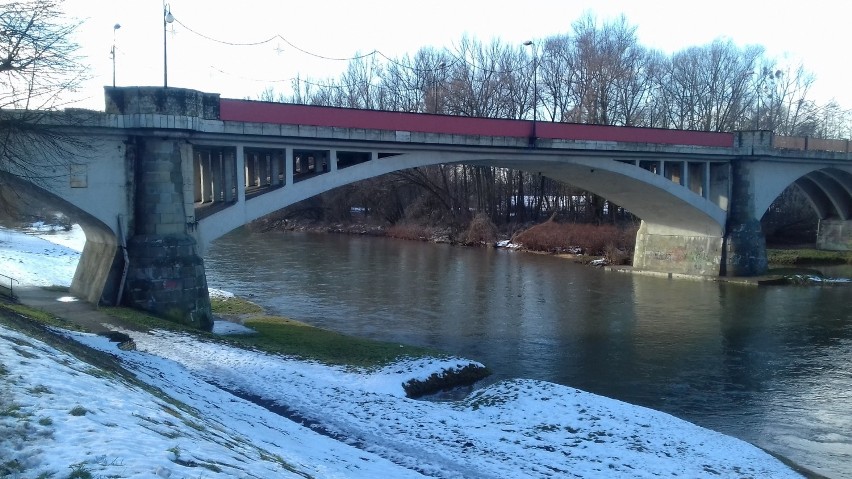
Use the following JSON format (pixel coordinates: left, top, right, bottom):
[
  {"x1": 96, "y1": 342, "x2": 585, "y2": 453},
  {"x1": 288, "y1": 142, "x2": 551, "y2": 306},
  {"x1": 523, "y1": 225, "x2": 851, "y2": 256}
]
[
  {"x1": 229, "y1": 316, "x2": 436, "y2": 368},
  {"x1": 98, "y1": 300, "x2": 438, "y2": 368},
  {"x1": 767, "y1": 248, "x2": 852, "y2": 265}
]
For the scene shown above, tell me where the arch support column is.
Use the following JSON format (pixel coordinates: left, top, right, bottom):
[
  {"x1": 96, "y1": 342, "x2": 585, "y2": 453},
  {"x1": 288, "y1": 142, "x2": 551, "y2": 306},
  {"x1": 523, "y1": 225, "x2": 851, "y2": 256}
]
[
  {"x1": 722, "y1": 159, "x2": 768, "y2": 276},
  {"x1": 123, "y1": 137, "x2": 212, "y2": 330}
]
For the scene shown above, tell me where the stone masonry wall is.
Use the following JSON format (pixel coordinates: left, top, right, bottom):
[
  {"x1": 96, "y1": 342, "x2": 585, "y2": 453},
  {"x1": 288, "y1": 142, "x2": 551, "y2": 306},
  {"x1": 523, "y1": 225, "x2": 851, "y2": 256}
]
[
  {"x1": 722, "y1": 160, "x2": 768, "y2": 276},
  {"x1": 104, "y1": 86, "x2": 220, "y2": 119},
  {"x1": 124, "y1": 137, "x2": 212, "y2": 330}
]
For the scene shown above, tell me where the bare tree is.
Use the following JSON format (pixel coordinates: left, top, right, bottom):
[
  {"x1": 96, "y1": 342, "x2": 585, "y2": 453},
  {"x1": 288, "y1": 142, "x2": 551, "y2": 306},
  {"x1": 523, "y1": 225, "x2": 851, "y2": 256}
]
[
  {"x1": 659, "y1": 39, "x2": 760, "y2": 131},
  {"x1": 755, "y1": 62, "x2": 819, "y2": 135},
  {"x1": 338, "y1": 52, "x2": 384, "y2": 109},
  {"x1": 445, "y1": 35, "x2": 521, "y2": 118},
  {"x1": 380, "y1": 48, "x2": 450, "y2": 113},
  {"x1": 812, "y1": 101, "x2": 852, "y2": 139},
  {"x1": 566, "y1": 14, "x2": 644, "y2": 125},
  {"x1": 0, "y1": 0, "x2": 89, "y2": 204},
  {"x1": 380, "y1": 52, "x2": 426, "y2": 113},
  {"x1": 537, "y1": 34, "x2": 576, "y2": 122}
]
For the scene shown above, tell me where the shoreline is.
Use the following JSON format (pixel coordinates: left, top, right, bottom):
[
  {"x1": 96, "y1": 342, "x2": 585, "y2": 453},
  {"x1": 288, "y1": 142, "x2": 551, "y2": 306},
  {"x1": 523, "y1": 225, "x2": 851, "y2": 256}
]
[
  {"x1": 210, "y1": 293, "x2": 492, "y2": 397},
  {"x1": 253, "y1": 218, "x2": 852, "y2": 273}
]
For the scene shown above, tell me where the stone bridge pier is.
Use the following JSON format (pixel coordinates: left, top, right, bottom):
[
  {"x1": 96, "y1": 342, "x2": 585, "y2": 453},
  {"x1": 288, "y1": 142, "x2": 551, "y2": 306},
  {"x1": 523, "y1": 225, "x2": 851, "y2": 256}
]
[
  {"x1": 105, "y1": 88, "x2": 214, "y2": 330},
  {"x1": 123, "y1": 136, "x2": 211, "y2": 329},
  {"x1": 721, "y1": 158, "x2": 769, "y2": 276}
]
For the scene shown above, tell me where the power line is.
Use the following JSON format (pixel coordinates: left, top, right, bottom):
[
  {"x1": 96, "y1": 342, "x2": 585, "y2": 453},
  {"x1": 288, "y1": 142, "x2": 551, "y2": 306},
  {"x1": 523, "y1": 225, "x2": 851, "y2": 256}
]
[
  {"x1": 173, "y1": 17, "x2": 377, "y2": 62},
  {"x1": 172, "y1": 16, "x2": 526, "y2": 76}
]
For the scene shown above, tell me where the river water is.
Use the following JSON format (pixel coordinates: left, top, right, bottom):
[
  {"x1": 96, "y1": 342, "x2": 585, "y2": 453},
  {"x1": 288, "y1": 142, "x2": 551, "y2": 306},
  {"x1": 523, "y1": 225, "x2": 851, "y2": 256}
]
[{"x1": 205, "y1": 229, "x2": 852, "y2": 478}]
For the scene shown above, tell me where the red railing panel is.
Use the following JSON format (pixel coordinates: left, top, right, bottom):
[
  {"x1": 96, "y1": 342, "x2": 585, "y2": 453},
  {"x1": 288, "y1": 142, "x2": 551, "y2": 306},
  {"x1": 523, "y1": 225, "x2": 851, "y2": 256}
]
[{"x1": 220, "y1": 99, "x2": 735, "y2": 148}]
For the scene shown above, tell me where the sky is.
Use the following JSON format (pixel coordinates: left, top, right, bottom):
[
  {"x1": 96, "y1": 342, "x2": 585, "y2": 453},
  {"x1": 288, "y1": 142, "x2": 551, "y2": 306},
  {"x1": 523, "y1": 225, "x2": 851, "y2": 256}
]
[
  {"x1": 0, "y1": 225, "x2": 806, "y2": 478},
  {"x1": 60, "y1": 0, "x2": 852, "y2": 112}
]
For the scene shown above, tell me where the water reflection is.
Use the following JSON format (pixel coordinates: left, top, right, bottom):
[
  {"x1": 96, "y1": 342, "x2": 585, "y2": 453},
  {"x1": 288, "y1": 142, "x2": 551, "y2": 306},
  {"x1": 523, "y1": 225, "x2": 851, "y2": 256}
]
[{"x1": 206, "y1": 229, "x2": 851, "y2": 478}]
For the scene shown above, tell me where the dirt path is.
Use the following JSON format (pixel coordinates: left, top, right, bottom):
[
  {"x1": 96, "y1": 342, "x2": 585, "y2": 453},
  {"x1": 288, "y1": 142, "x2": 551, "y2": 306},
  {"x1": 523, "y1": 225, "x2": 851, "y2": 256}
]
[{"x1": 14, "y1": 286, "x2": 129, "y2": 334}]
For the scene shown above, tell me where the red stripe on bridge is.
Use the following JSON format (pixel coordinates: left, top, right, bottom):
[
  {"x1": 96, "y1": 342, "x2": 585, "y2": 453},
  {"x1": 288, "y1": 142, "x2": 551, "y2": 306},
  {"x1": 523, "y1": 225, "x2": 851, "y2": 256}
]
[{"x1": 219, "y1": 99, "x2": 734, "y2": 148}]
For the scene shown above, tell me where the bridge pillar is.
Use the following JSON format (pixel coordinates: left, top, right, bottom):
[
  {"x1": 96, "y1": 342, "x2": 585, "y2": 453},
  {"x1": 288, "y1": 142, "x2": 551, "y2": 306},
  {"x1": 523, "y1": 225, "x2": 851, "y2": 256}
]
[
  {"x1": 722, "y1": 159, "x2": 768, "y2": 276},
  {"x1": 632, "y1": 223, "x2": 724, "y2": 276},
  {"x1": 330, "y1": 149, "x2": 338, "y2": 172},
  {"x1": 223, "y1": 150, "x2": 236, "y2": 202},
  {"x1": 270, "y1": 151, "x2": 281, "y2": 187},
  {"x1": 104, "y1": 85, "x2": 221, "y2": 329},
  {"x1": 817, "y1": 219, "x2": 852, "y2": 250},
  {"x1": 236, "y1": 146, "x2": 246, "y2": 202},
  {"x1": 285, "y1": 148, "x2": 294, "y2": 185},
  {"x1": 123, "y1": 137, "x2": 213, "y2": 330}
]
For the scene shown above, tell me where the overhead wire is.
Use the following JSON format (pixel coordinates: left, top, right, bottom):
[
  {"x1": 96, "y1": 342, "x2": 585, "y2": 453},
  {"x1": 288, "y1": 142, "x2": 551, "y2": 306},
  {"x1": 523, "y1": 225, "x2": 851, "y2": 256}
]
[
  {"x1": 173, "y1": 17, "x2": 378, "y2": 62},
  {"x1": 171, "y1": 14, "x2": 532, "y2": 82}
]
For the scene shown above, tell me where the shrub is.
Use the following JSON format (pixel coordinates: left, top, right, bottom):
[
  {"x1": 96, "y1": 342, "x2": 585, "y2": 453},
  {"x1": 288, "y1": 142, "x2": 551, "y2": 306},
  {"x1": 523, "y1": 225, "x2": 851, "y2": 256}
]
[
  {"x1": 386, "y1": 223, "x2": 434, "y2": 241},
  {"x1": 67, "y1": 463, "x2": 93, "y2": 479},
  {"x1": 463, "y1": 213, "x2": 498, "y2": 245},
  {"x1": 514, "y1": 220, "x2": 637, "y2": 256},
  {"x1": 68, "y1": 405, "x2": 88, "y2": 416},
  {"x1": 604, "y1": 242, "x2": 632, "y2": 265}
]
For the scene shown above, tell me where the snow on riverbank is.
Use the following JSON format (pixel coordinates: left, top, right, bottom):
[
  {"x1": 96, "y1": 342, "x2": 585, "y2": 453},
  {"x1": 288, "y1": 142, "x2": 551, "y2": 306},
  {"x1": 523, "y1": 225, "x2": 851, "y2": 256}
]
[
  {"x1": 1, "y1": 324, "x2": 418, "y2": 478},
  {"x1": 0, "y1": 225, "x2": 804, "y2": 478},
  {"x1": 0, "y1": 224, "x2": 83, "y2": 287}
]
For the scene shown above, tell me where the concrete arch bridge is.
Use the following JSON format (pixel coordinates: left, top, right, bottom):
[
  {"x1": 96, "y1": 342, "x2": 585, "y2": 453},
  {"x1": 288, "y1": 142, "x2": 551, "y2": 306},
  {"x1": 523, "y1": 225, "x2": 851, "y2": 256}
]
[{"x1": 9, "y1": 87, "x2": 851, "y2": 328}]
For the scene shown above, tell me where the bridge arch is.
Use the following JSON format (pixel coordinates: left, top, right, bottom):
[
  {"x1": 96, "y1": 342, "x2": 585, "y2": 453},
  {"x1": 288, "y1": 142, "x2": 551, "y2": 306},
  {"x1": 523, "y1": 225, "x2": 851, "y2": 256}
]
[
  {"x1": 752, "y1": 165, "x2": 852, "y2": 251},
  {"x1": 0, "y1": 172, "x2": 121, "y2": 304},
  {"x1": 789, "y1": 168, "x2": 852, "y2": 221},
  {"x1": 750, "y1": 163, "x2": 852, "y2": 222},
  {"x1": 196, "y1": 149, "x2": 727, "y2": 253}
]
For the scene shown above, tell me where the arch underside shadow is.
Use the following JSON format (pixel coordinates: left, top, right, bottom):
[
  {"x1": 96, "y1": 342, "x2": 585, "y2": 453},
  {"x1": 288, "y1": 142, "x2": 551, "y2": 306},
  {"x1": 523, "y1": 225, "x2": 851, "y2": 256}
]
[
  {"x1": 772, "y1": 166, "x2": 852, "y2": 252},
  {"x1": 793, "y1": 168, "x2": 852, "y2": 220},
  {"x1": 470, "y1": 157, "x2": 725, "y2": 237},
  {"x1": 751, "y1": 163, "x2": 852, "y2": 222},
  {"x1": 0, "y1": 172, "x2": 121, "y2": 304},
  {"x1": 198, "y1": 151, "x2": 726, "y2": 250}
]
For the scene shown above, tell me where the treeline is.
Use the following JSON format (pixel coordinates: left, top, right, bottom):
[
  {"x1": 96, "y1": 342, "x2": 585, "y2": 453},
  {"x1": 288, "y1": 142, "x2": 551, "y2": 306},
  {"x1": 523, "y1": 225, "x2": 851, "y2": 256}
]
[{"x1": 263, "y1": 14, "x2": 848, "y2": 240}]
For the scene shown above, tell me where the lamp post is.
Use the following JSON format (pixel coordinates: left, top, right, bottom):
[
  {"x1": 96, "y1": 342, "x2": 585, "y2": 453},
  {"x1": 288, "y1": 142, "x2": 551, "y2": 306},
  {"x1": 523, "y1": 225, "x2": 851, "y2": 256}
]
[
  {"x1": 163, "y1": 3, "x2": 174, "y2": 88},
  {"x1": 523, "y1": 40, "x2": 537, "y2": 147},
  {"x1": 434, "y1": 61, "x2": 445, "y2": 113},
  {"x1": 111, "y1": 23, "x2": 121, "y2": 87}
]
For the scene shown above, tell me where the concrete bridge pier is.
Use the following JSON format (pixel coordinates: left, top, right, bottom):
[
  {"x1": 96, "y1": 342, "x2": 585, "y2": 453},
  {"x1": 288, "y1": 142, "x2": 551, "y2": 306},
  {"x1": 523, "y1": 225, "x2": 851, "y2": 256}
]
[
  {"x1": 632, "y1": 224, "x2": 724, "y2": 277},
  {"x1": 123, "y1": 136, "x2": 212, "y2": 330},
  {"x1": 817, "y1": 219, "x2": 852, "y2": 250},
  {"x1": 721, "y1": 159, "x2": 769, "y2": 276}
]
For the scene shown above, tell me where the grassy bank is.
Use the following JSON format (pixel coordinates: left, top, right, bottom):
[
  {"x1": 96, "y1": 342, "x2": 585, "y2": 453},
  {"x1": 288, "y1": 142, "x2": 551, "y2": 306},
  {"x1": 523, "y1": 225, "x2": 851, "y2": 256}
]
[
  {"x1": 2, "y1": 294, "x2": 487, "y2": 385},
  {"x1": 94, "y1": 296, "x2": 443, "y2": 369},
  {"x1": 767, "y1": 248, "x2": 852, "y2": 265},
  {"x1": 208, "y1": 296, "x2": 444, "y2": 367}
]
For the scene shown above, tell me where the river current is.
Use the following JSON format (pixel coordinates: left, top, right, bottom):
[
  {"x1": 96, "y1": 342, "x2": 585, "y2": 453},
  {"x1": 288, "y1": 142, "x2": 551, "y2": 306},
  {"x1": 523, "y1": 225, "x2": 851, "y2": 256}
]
[{"x1": 205, "y1": 229, "x2": 852, "y2": 478}]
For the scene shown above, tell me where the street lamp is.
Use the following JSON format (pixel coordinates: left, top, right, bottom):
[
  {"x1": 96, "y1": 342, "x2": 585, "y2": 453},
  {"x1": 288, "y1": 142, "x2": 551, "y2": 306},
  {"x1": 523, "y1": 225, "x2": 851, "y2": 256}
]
[
  {"x1": 523, "y1": 40, "x2": 537, "y2": 147},
  {"x1": 111, "y1": 23, "x2": 121, "y2": 87},
  {"x1": 434, "y1": 61, "x2": 445, "y2": 113},
  {"x1": 163, "y1": 3, "x2": 174, "y2": 88}
]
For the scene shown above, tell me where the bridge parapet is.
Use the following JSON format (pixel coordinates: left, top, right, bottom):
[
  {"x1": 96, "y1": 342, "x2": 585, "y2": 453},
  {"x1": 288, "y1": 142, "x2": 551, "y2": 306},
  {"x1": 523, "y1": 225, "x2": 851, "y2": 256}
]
[
  {"x1": 773, "y1": 135, "x2": 852, "y2": 154},
  {"x1": 105, "y1": 86, "x2": 220, "y2": 119}
]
